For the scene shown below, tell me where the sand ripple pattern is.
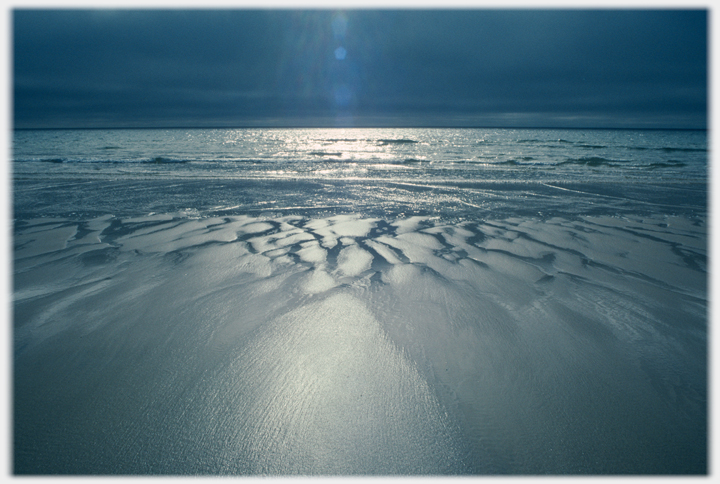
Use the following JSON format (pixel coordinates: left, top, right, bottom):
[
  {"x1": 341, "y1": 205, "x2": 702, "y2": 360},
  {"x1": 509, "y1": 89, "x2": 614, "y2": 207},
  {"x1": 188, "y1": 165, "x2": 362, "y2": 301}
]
[{"x1": 13, "y1": 213, "x2": 707, "y2": 474}]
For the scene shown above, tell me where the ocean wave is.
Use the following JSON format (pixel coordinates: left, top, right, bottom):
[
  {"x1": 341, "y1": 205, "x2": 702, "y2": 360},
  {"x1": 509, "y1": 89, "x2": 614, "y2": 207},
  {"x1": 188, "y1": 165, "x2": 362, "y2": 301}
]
[
  {"x1": 648, "y1": 161, "x2": 687, "y2": 169},
  {"x1": 142, "y1": 157, "x2": 189, "y2": 164},
  {"x1": 560, "y1": 156, "x2": 621, "y2": 167},
  {"x1": 226, "y1": 159, "x2": 263, "y2": 164},
  {"x1": 499, "y1": 158, "x2": 553, "y2": 166},
  {"x1": 23, "y1": 156, "x2": 191, "y2": 164},
  {"x1": 377, "y1": 139, "x2": 418, "y2": 145},
  {"x1": 308, "y1": 151, "x2": 344, "y2": 157},
  {"x1": 626, "y1": 146, "x2": 705, "y2": 153},
  {"x1": 660, "y1": 147, "x2": 706, "y2": 153},
  {"x1": 517, "y1": 139, "x2": 604, "y2": 149},
  {"x1": 576, "y1": 144, "x2": 607, "y2": 149},
  {"x1": 445, "y1": 159, "x2": 487, "y2": 165}
]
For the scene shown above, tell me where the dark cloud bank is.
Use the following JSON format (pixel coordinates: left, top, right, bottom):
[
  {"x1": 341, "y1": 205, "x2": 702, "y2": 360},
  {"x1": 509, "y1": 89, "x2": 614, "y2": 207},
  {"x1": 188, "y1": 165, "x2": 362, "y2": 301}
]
[{"x1": 13, "y1": 9, "x2": 707, "y2": 129}]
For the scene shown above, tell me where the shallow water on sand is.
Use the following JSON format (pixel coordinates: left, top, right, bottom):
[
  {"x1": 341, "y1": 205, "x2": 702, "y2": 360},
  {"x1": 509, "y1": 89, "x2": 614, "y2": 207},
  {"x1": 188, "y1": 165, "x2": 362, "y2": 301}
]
[
  {"x1": 13, "y1": 211, "x2": 706, "y2": 474},
  {"x1": 12, "y1": 128, "x2": 707, "y2": 474}
]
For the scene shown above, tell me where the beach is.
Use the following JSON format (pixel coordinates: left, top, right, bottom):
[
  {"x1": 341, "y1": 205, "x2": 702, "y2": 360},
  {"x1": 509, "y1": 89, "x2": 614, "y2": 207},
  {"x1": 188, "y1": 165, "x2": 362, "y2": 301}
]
[
  {"x1": 13, "y1": 209, "x2": 707, "y2": 473},
  {"x1": 11, "y1": 4, "x2": 710, "y2": 474},
  {"x1": 12, "y1": 127, "x2": 708, "y2": 474},
  {"x1": 10, "y1": 0, "x2": 712, "y2": 473}
]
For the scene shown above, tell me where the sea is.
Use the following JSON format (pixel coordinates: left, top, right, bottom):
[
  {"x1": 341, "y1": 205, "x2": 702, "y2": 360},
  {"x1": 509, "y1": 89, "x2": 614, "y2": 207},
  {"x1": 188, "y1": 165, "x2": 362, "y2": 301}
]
[
  {"x1": 12, "y1": 127, "x2": 707, "y2": 220},
  {"x1": 12, "y1": 127, "x2": 708, "y2": 474}
]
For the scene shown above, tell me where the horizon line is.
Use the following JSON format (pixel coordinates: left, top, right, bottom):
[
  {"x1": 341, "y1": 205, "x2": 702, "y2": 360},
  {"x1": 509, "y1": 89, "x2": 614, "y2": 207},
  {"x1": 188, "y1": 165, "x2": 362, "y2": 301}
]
[{"x1": 11, "y1": 125, "x2": 708, "y2": 131}]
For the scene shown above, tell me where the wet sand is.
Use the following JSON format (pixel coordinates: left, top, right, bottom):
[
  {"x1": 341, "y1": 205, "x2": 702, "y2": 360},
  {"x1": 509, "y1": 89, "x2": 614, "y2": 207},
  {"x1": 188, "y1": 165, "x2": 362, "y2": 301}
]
[{"x1": 13, "y1": 212, "x2": 707, "y2": 474}]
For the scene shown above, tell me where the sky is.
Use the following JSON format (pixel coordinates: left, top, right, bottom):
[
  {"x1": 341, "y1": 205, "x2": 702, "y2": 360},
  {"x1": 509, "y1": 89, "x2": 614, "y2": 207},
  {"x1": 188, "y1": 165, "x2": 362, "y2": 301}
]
[{"x1": 11, "y1": 6, "x2": 708, "y2": 129}]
